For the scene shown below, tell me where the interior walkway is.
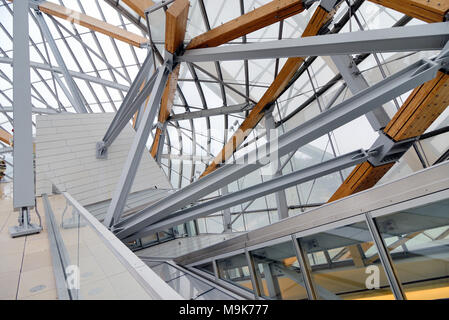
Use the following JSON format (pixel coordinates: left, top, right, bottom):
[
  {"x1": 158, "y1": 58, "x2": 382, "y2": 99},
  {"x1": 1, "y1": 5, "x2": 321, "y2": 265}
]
[{"x1": 0, "y1": 182, "x2": 57, "y2": 300}]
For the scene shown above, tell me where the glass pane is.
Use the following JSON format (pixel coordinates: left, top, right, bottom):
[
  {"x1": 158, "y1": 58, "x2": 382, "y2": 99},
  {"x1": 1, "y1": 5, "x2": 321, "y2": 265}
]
[
  {"x1": 195, "y1": 262, "x2": 215, "y2": 275},
  {"x1": 375, "y1": 198, "x2": 449, "y2": 300},
  {"x1": 216, "y1": 253, "x2": 253, "y2": 293},
  {"x1": 299, "y1": 221, "x2": 394, "y2": 300},
  {"x1": 251, "y1": 241, "x2": 308, "y2": 300}
]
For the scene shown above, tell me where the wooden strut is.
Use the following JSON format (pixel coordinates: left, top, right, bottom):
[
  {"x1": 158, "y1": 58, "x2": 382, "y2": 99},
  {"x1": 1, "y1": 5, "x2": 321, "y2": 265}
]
[
  {"x1": 150, "y1": 0, "x2": 189, "y2": 158},
  {"x1": 328, "y1": 71, "x2": 449, "y2": 203}
]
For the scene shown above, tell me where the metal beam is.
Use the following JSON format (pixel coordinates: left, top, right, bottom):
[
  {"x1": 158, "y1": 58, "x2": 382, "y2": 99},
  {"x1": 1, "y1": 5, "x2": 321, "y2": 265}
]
[
  {"x1": 113, "y1": 56, "x2": 442, "y2": 239},
  {"x1": 117, "y1": 149, "x2": 370, "y2": 240},
  {"x1": 170, "y1": 103, "x2": 253, "y2": 120},
  {"x1": 199, "y1": 4, "x2": 337, "y2": 178},
  {"x1": 180, "y1": 22, "x2": 449, "y2": 63},
  {"x1": 103, "y1": 65, "x2": 169, "y2": 228},
  {"x1": 0, "y1": 57, "x2": 129, "y2": 92},
  {"x1": 331, "y1": 54, "x2": 390, "y2": 131},
  {"x1": 34, "y1": 11, "x2": 88, "y2": 113},
  {"x1": 99, "y1": 51, "x2": 155, "y2": 154}
]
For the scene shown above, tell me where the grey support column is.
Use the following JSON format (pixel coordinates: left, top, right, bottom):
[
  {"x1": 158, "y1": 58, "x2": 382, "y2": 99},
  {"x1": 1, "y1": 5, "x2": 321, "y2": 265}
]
[
  {"x1": 221, "y1": 186, "x2": 232, "y2": 232},
  {"x1": 104, "y1": 66, "x2": 170, "y2": 228},
  {"x1": 265, "y1": 112, "x2": 289, "y2": 220},
  {"x1": 10, "y1": 0, "x2": 41, "y2": 238}
]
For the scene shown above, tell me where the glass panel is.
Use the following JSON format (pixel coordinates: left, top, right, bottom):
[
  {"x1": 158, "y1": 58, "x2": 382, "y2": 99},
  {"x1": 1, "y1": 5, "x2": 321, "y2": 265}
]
[
  {"x1": 47, "y1": 194, "x2": 154, "y2": 299},
  {"x1": 216, "y1": 253, "x2": 254, "y2": 293},
  {"x1": 195, "y1": 262, "x2": 215, "y2": 275},
  {"x1": 299, "y1": 221, "x2": 394, "y2": 300},
  {"x1": 375, "y1": 198, "x2": 449, "y2": 300},
  {"x1": 251, "y1": 241, "x2": 308, "y2": 300}
]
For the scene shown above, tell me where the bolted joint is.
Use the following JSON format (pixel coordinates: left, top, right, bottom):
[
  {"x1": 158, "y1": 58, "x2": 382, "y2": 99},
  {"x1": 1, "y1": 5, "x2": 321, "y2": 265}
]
[
  {"x1": 368, "y1": 132, "x2": 415, "y2": 167},
  {"x1": 164, "y1": 50, "x2": 182, "y2": 72},
  {"x1": 96, "y1": 141, "x2": 108, "y2": 159}
]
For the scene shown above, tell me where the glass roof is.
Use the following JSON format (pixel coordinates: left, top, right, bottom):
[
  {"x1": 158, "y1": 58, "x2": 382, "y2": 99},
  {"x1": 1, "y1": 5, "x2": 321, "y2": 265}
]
[{"x1": 1, "y1": 0, "x2": 448, "y2": 233}]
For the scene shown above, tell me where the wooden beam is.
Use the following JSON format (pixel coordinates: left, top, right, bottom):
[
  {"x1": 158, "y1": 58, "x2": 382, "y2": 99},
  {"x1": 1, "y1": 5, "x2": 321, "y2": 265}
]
[
  {"x1": 200, "y1": 5, "x2": 336, "y2": 178},
  {"x1": 151, "y1": 0, "x2": 189, "y2": 158},
  {"x1": 186, "y1": 0, "x2": 305, "y2": 50},
  {"x1": 369, "y1": 0, "x2": 449, "y2": 23},
  {"x1": 328, "y1": 162, "x2": 394, "y2": 202},
  {"x1": 384, "y1": 71, "x2": 449, "y2": 141},
  {"x1": 121, "y1": 0, "x2": 155, "y2": 18},
  {"x1": 328, "y1": 71, "x2": 449, "y2": 202},
  {"x1": 38, "y1": 1, "x2": 148, "y2": 47},
  {"x1": 165, "y1": 0, "x2": 190, "y2": 54},
  {"x1": 0, "y1": 128, "x2": 12, "y2": 146}
]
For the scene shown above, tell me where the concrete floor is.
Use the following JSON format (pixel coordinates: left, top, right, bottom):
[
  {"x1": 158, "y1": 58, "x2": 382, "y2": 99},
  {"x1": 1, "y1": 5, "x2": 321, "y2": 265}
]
[{"x1": 0, "y1": 182, "x2": 57, "y2": 300}]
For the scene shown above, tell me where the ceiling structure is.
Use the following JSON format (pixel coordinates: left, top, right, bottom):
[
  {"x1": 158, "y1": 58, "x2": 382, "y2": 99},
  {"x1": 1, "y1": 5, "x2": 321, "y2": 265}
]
[{"x1": 1, "y1": 0, "x2": 449, "y2": 235}]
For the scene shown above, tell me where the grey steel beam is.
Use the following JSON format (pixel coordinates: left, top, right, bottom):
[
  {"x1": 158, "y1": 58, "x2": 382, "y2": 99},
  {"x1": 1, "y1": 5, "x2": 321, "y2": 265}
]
[
  {"x1": 170, "y1": 103, "x2": 253, "y2": 120},
  {"x1": 10, "y1": 0, "x2": 41, "y2": 237},
  {"x1": 34, "y1": 11, "x2": 88, "y2": 113},
  {"x1": 331, "y1": 54, "x2": 391, "y2": 131},
  {"x1": 118, "y1": 149, "x2": 371, "y2": 240},
  {"x1": 179, "y1": 22, "x2": 449, "y2": 63},
  {"x1": 103, "y1": 65, "x2": 169, "y2": 228},
  {"x1": 113, "y1": 56, "x2": 442, "y2": 239},
  {"x1": 99, "y1": 51, "x2": 155, "y2": 154},
  {"x1": 221, "y1": 186, "x2": 232, "y2": 232}
]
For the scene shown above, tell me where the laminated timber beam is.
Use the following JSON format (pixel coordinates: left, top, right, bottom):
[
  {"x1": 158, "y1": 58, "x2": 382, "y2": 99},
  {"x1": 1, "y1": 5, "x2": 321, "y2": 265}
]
[
  {"x1": 36, "y1": 1, "x2": 148, "y2": 47},
  {"x1": 368, "y1": 0, "x2": 449, "y2": 23},
  {"x1": 0, "y1": 128, "x2": 12, "y2": 146},
  {"x1": 186, "y1": 0, "x2": 308, "y2": 50},
  {"x1": 328, "y1": 71, "x2": 449, "y2": 203},
  {"x1": 200, "y1": 4, "x2": 338, "y2": 178},
  {"x1": 122, "y1": 0, "x2": 155, "y2": 18},
  {"x1": 150, "y1": 0, "x2": 189, "y2": 159}
]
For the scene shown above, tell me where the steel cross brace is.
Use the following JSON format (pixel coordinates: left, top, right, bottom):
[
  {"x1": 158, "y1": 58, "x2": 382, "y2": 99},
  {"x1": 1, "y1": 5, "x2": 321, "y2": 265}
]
[
  {"x1": 34, "y1": 11, "x2": 88, "y2": 114},
  {"x1": 118, "y1": 148, "x2": 374, "y2": 241},
  {"x1": 97, "y1": 51, "x2": 155, "y2": 159},
  {"x1": 113, "y1": 56, "x2": 442, "y2": 239},
  {"x1": 103, "y1": 65, "x2": 170, "y2": 228}
]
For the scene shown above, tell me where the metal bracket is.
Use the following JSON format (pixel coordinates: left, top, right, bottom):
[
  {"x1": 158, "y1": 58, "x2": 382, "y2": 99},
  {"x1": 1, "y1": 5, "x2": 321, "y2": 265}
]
[
  {"x1": 319, "y1": 0, "x2": 339, "y2": 12},
  {"x1": 368, "y1": 132, "x2": 415, "y2": 166},
  {"x1": 144, "y1": 0, "x2": 175, "y2": 14},
  {"x1": 303, "y1": 0, "x2": 320, "y2": 10},
  {"x1": 96, "y1": 141, "x2": 108, "y2": 160}
]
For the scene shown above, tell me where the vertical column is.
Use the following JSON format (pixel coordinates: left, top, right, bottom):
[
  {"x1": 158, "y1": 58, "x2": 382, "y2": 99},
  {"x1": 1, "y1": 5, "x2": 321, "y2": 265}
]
[
  {"x1": 292, "y1": 235, "x2": 318, "y2": 300},
  {"x1": 365, "y1": 212, "x2": 406, "y2": 300},
  {"x1": 10, "y1": 0, "x2": 41, "y2": 237},
  {"x1": 221, "y1": 186, "x2": 232, "y2": 232},
  {"x1": 245, "y1": 249, "x2": 262, "y2": 299},
  {"x1": 265, "y1": 112, "x2": 289, "y2": 220}
]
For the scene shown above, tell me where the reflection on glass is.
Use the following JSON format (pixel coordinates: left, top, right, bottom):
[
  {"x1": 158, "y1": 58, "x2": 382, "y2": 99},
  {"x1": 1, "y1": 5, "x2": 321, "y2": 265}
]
[
  {"x1": 375, "y1": 198, "x2": 449, "y2": 300},
  {"x1": 216, "y1": 254, "x2": 253, "y2": 292},
  {"x1": 299, "y1": 221, "x2": 393, "y2": 300},
  {"x1": 48, "y1": 194, "x2": 153, "y2": 299},
  {"x1": 251, "y1": 241, "x2": 308, "y2": 300},
  {"x1": 195, "y1": 262, "x2": 214, "y2": 275}
]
